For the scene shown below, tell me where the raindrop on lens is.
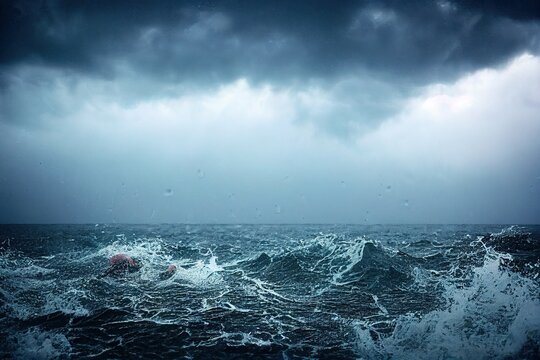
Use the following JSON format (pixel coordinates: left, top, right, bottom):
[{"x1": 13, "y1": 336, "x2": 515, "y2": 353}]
[{"x1": 163, "y1": 189, "x2": 174, "y2": 197}]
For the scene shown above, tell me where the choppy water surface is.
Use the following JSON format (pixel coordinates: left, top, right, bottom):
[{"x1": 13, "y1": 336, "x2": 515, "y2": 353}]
[{"x1": 1, "y1": 224, "x2": 539, "y2": 359}]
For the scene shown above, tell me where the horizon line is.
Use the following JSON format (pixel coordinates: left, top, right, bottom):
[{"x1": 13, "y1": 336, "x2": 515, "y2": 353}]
[{"x1": 1, "y1": 223, "x2": 538, "y2": 226}]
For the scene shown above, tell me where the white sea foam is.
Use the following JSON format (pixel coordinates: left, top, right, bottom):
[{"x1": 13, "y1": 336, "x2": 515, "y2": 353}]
[
  {"x1": 0, "y1": 254, "x2": 90, "y2": 320},
  {"x1": 353, "y1": 247, "x2": 540, "y2": 359},
  {"x1": 170, "y1": 256, "x2": 225, "y2": 287},
  {"x1": 197, "y1": 331, "x2": 272, "y2": 348},
  {"x1": 92, "y1": 237, "x2": 226, "y2": 286},
  {"x1": 10, "y1": 328, "x2": 71, "y2": 359},
  {"x1": 3, "y1": 285, "x2": 90, "y2": 320},
  {"x1": 43, "y1": 288, "x2": 90, "y2": 317},
  {"x1": 0, "y1": 263, "x2": 55, "y2": 278},
  {"x1": 302, "y1": 233, "x2": 377, "y2": 284}
]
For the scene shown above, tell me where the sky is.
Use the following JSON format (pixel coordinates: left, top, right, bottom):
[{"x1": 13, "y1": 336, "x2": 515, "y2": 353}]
[{"x1": 1, "y1": 0, "x2": 540, "y2": 224}]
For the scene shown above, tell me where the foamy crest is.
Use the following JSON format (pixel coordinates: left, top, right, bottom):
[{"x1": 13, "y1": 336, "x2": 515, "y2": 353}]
[
  {"x1": 169, "y1": 256, "x2": 224, "y2": 287},
  {"x1": 43, "y1": 288, "x2": 90, "y2": 317},
  {"x1": 92, "y1": 236, "x2": 173, "y2": 279},
  {"x1": 353, "y1": 247, "x2": 540, "y2": 359},
  {"x1": 0, "y1": 264, "x2": 55, "y2": 278},
  {"x1": 329, "y1": 237, "x2": 374, "y2": 285},
  {"x1": 301, "y1": 233, "x2": 378, "y2": 286},
  {"x1": 490, "y1": 225, "x2": 524, "y2": 237},
  {"x1": 10, "y1": 328, "x2": 71, "y2": 359},
  {"x1": 0, "y1": 254, "x2": 90, "y2": 320},
  {"x1": 94, "y1": 235, "x2": 171, "y2": 264},
  {"x1": 195, "y1": 331, "x2": 272, "y2": 348}
]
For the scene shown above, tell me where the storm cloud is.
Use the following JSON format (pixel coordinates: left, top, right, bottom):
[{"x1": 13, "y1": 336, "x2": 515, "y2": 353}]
[{"x1": 2, "y1": 0, "x2": 539, "y2": 85}]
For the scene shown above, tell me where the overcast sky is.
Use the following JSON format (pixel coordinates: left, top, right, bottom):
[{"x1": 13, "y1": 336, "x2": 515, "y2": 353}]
[{"x1": 1, "y1": 0, "x2": 540, "y2": 224}]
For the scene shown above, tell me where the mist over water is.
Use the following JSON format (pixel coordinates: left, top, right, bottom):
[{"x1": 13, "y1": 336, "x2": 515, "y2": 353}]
[{"x1": 1, "y1": 224, "x2": 539, "y2": 359}]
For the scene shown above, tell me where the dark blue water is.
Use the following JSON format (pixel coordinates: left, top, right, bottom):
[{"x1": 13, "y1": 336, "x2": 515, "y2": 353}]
[{"x1": 1, "y1": 224, "x2": 539, "y2": 359}]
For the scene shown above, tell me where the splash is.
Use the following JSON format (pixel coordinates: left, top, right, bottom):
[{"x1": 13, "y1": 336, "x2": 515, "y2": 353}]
[
  {"x1": 169, "y1": 256, "x2": 225, "y2": 288},
  {"x1": 0, "y1": 254, "x2": 89, "y2": 320},
  {"x1": 353, "y1": 246, "x2": 540, "y2": 359},
  {"x1": 2, "y1": 224, "x2": 538, "y2": 358},
  {"x1": 9, "y1": 328, "x2": 71, "y2": 359}
]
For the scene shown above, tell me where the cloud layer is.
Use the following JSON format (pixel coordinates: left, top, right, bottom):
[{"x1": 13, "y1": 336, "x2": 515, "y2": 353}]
[
  {"x1": 2, "y1": 0, "x2": 539, "y2": 87},
  {"x1": 1, "y1": 52, "x2": 538, "y2": 223}
]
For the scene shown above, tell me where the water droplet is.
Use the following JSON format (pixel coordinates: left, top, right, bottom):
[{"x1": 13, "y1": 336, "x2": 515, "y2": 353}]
[
  {"x1": 163, "y1": 189, "x2": 174, "y2": 197},
  {"x1": 274, "y1": 204, "x2": 281, "y2": 214},
  {"x1": 404, "y1": 200, "x2": 409, "y2": 207},
  {"x1": 197, "y1": 169, "x2": 205, "y2": 178},
  {"x1": 386, "y1": 185, "x2": 392, "y2": 191}
]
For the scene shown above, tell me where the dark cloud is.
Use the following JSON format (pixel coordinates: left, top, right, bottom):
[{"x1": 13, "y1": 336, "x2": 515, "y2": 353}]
[
  {"x1": 1, "y1": 0, "x2": 539, "y2": 86},
  {"x1": 455, "y1": 0, "x2": 540, "y2": 22}
]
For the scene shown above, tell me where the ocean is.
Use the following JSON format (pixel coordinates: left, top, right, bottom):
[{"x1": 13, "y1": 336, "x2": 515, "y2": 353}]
[{"x1": 0, "y1": 224, "x2": 539, "y2": 359}]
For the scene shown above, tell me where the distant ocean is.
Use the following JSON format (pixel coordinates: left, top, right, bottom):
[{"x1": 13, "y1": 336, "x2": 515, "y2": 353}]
[{"x1": 1, "y1": 224, "x2": 539, "y2": 359}]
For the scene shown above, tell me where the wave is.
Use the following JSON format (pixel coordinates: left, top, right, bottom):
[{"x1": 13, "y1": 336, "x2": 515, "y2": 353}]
[
  {"x1": 1, "y1": 224, "x2": 539, "y2": 359},
  {"x1": 6, "y1": 328, "x2": 71, "y2": 360},
  {"x1": 353, "y1": 241, "x2": 540, "y2": 359}
]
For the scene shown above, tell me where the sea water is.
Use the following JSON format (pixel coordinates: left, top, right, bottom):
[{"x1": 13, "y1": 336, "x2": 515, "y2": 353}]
[{"x1": 0, "y1": 224, "x2": 539, "y2": 359}]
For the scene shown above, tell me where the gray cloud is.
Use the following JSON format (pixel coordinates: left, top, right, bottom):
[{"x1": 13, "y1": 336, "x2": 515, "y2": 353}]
[
  {"x1": 1, "y1": 0, "x2": 539, "y2": 88},
  {"x1": 2, "y1": 0, "x2": 539, "y2": 133},
  {"x1": 1, "y1": 53, "x2": 539, "y2": 224}
]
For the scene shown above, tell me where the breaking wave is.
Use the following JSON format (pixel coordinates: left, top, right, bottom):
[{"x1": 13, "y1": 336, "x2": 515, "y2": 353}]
[{"x1": 1, "y1": 224, "x2": 538, "y2": 358}]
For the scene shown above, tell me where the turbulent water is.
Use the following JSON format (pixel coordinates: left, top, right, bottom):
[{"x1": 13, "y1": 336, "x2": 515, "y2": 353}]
[{"x1": 1, "y1": 224, "x2": 539, "y2": 359}]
